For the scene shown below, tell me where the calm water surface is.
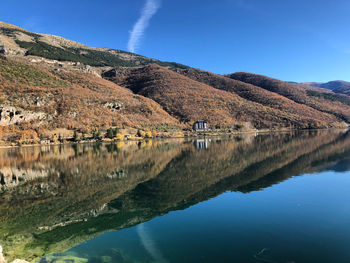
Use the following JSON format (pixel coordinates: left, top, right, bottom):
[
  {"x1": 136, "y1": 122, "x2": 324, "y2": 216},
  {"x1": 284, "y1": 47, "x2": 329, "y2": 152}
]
[{"x1": 0, "y1": 130, "x2": 349, "y2": 263}]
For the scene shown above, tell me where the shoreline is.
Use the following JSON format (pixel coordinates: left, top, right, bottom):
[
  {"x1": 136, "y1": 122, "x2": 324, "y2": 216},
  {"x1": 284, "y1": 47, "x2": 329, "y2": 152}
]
[{"x1": 0, "y1": 127, "x2": 348, "y2": 150}]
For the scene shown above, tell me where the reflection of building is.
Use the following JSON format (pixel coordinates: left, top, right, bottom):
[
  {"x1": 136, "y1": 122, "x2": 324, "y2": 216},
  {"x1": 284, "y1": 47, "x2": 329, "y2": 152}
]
[
  {"x1": 194, "y1": 139, "x2": 210, "y2": 149},
  {"x1": 193, "y1": 120, "x2": 208, "y2": 131}
]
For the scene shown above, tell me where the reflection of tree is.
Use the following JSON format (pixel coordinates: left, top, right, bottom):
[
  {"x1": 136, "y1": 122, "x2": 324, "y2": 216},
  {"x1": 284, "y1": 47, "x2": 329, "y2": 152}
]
[
  {"x1": 112, "y1": 130, "x2": 350, "y2": 212},
  {"x1": 0, "y1": 130, "x2": 349, "y2": 262}
]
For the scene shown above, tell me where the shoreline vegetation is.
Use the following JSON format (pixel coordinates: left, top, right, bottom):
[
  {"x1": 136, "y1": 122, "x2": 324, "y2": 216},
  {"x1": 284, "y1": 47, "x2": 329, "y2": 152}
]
[{"x1": 0, "y1": 127, "x2": 349, "y2": 149}]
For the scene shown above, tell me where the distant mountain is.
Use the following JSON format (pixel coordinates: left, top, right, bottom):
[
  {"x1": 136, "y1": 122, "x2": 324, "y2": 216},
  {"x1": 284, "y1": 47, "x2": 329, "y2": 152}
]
[
  {"x1": 303, "y1": 80, "x2": 350, "y2": 96},
  {"x1": 333, "y1": 86, "x2": 350, "y2": 96},
  {"x1": 227, "y1": 72, "x2": 350, "y2": 123},
  {"x1": 0, "y1": 21, "x2": 349, "y2": 141}
]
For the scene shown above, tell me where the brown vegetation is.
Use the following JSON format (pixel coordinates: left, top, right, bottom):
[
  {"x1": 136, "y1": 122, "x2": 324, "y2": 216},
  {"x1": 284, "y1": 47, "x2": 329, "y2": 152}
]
[
  {"x1": 176, "y1": 68, "x2": 344, "y2": 128},
  {"x1": 0, "y1": 22, "x2": 349, "y2": 140},
  {"x1": 228, "y1": 72, "x2": 350, "y2": 123},
  {"x1": 0, "y1": 57, "x2": 178, "y2": 140},
  {"x1": 115, "y1": 65, "x2": 345, "y2": 129}
]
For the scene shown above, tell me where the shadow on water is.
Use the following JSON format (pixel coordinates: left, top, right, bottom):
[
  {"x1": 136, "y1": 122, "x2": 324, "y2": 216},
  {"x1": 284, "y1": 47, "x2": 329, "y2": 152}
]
[{"x1": 0, "y1": 130, "x2": 349, "y2": 262}]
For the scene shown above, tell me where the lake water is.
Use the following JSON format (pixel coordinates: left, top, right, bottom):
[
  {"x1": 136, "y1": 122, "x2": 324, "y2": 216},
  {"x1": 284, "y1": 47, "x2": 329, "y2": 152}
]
[{"x1": 0, "y1": 130, "x2": 349, "y2": 263}]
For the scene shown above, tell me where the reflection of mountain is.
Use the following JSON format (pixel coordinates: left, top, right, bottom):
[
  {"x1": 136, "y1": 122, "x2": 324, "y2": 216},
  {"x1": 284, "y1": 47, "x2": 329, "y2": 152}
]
[{"x1": 0, "y1": 130, "x2": 349, "y2": 262}]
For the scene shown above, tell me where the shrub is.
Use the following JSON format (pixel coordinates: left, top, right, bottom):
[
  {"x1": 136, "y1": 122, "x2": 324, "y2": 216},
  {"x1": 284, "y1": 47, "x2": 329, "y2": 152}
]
[
  {"x1": 145, "y1": 131, "x2": 153, "y2": 138},
  {"x1": 58, "y1": 134, "x2": 64, "y2": 143},
  {"x1": 116, "y1": 133, "x2": 123, "y2": 140},
  {"x1": 52, "y1": 134, "x2": 58, "y2": 143},
  {"x1": 73, "y1": 130, "x2": 79, "y2": 142},
  {"x1": 152, "y1": 130, "x2": 157, "y2": 137},
  {"x1": 92, "y1": 129, "x2": 101, "y2": 140},
  {"x1": 137, "y1": 129, "x2": 146, "y2": 137},
  {"x1": 234, "y1": 124, "x2": 244, "y2": 130},
  {"x1": 106, "y1": 128, "x2": 115, "y2": 139}
]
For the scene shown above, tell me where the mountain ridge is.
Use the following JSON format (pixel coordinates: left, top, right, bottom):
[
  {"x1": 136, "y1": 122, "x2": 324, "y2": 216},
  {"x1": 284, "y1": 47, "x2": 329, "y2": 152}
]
[
  {"x1": 0, "y1": 22, "x2": 349, "y2": 142},
  {"x1": 301, "y1": 80, "x2": 350, "y2": 96}
]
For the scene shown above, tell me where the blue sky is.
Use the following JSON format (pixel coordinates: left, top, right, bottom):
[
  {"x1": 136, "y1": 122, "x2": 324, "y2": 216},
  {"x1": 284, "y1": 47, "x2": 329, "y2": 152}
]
[{"x1": 1, "y1": 0, "x2": 350, "y2": 82}]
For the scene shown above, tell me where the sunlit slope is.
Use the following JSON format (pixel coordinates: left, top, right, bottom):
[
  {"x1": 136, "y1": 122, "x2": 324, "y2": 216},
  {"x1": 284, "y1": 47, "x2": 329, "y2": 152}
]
[
  {"x1": 0, "y1": 56, "x2": 178, "y2": 137},
  {"x1": 228, "y1": 72, "x2": 350, "y2": 123}
]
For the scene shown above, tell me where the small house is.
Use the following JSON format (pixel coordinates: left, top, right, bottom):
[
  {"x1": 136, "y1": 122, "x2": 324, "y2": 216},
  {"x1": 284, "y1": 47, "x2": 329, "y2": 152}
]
[{"x1": 193, "y1": 120, "x2": 208, "y2": 131}]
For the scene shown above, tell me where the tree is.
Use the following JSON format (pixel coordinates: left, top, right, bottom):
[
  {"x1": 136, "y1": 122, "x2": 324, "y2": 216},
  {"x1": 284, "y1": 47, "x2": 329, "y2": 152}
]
[
  {"x1": 137, "y1": 129, "x2": 146, "y2": 137},
  {"x1": 116, "y1": 133, "x2": 123, "y2": 140},
  {"x1": 92, "y1": 129, "x2": 101, "y2": 140},
  {"x1": 145, "y1": 131, "x2": 153, "y2": 138},
  {"x1": 73, "y1": 130, "x2": 79, "y2": 142},
  {"x1": 106, "y1": 128, "x2": 115, "y2": 139}
]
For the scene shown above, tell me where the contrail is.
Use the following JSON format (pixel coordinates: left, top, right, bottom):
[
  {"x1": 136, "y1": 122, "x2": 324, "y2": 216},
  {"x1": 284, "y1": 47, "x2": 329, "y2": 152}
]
[
  {"x1": 137, "y1": 223, "x2": 169, "y2": 263},
  {"x1": 128, "y1": 0, "x2": 161, "y2": 53}
]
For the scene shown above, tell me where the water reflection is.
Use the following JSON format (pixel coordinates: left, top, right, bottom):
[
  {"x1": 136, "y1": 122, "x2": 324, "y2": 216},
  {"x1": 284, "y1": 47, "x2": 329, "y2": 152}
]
[
  {"x1": 0, "y1": 130, "x2": 349, "y2": 262},
  {"x1": 193, "y1": 139, "x2": 210, "y2": 149}
]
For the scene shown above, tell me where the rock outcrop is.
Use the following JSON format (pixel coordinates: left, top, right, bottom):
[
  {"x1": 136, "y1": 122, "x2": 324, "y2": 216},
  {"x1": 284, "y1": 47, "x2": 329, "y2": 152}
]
[
  {"x1": 0, "y1": 39, "x2": 5, "y2": 54},
  {"x1": 0, "y1": 106, "x2": 47, "y2": 126}
]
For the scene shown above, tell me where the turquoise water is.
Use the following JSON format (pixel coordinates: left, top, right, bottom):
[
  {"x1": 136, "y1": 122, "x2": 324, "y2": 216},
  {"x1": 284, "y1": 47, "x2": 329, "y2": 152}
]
[
  {"x1": 44, "y1": 171, "x2": 350, "y2": 263},
  {"x1": 0, "y1": 130, "x2": 350, "y2": 262}
]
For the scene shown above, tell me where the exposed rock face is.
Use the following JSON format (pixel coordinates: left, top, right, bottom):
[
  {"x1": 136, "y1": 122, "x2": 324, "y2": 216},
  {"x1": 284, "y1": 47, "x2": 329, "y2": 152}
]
[
  {"x1": 0, "y1": 35, "x2": 26, "y2": 56},
  {"x1": 0, "y1": 106, "x2": 47, "y2": 126},
  {"x1": 103, "y1": 101, "x2": 123, "y2": 111},
  {"x1": 0, "y1": 39, "x2": 5, "y2": 54}
]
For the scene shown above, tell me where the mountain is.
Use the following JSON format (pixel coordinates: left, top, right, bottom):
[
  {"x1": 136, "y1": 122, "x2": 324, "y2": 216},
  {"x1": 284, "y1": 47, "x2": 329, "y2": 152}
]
[
  {"x1": 0, "y1": 55, "x2": 179, "y2": 141},
  {"x1": 227, "y1": 72, "x2": 350, "y2": 123},
  {"x1": 0, "y1": 22, "x2": 188, "y2": 70},
  {"x1": 304, "y1": 80, "x2": 350, "y2": 96},
  {"x1": 174, "y1": 68, "x2": 346, "y2": 128},
  {"x1": 113, "y1": 64, "x2": 328, "y2": 129},
  {"x1": 0, "y1": 21, "x2": 349, "y2": 142}
]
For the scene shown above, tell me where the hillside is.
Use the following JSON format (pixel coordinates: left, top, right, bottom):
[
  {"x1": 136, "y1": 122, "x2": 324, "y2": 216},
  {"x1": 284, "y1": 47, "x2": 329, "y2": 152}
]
[
  {"x1": 308, "y1": 80, "x2": 350, "y2": 91},
  {"x1": 113, "y1": 64, "x2": 346, "y2": 129},
  {"x1": 174, "y1": 68, "x2": 344, "y2": 128},
  {"x1": 0, "y1": 55, "x2": 178, "y2": 141},
  {"x1": 333, "y1": 86, "x2": 350, "y2": 96},
  {"x1": 0, "y1": 22, "x2": 349, "y2": 142},
  {"x1": 303, "y1": 80, "x2": 350, "y2": 97},
  {"x1": 0, "y1": 21, "x2": 188, "y2": 70},
  {"x1": 227, "y1": 72, "x2": 350, "y2": 123}
]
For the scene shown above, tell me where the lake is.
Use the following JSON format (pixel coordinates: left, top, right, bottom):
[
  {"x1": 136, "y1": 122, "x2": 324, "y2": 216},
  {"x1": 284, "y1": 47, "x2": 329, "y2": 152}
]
[{"x1": 0, "y1": 130, "x2": 349, "y2": 263}]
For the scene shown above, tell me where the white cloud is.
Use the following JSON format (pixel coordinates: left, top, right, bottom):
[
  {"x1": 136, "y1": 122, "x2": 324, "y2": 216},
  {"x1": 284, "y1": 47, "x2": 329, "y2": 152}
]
[{"x1": 128, "y1": 0, "x2": 161, "y2": 53}]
